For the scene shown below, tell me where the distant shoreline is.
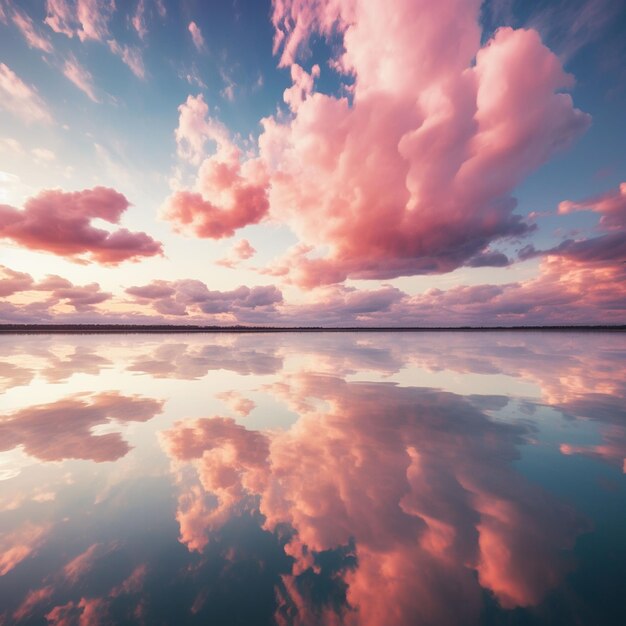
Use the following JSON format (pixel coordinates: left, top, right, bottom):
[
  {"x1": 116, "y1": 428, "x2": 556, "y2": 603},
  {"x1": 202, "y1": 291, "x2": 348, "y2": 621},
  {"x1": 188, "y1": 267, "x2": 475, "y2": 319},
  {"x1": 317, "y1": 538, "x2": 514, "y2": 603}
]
[{"x1": 0, "y1": 324, "x2": 624, "y2": 334}]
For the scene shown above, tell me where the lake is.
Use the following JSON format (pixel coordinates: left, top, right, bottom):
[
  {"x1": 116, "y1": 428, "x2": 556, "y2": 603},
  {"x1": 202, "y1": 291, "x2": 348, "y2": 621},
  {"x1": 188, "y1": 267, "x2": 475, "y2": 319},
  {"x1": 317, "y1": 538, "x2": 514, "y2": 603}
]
[{"x1": 1, "y1": 331, "x2": 624, "y2": 625}]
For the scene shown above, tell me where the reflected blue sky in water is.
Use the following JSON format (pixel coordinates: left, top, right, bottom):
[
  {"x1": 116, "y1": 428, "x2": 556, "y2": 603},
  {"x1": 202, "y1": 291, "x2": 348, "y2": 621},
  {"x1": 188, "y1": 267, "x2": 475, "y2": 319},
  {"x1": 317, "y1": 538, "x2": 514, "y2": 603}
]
[{"x1": 0, "y1": 332, "x2": 625, "y2": 625}]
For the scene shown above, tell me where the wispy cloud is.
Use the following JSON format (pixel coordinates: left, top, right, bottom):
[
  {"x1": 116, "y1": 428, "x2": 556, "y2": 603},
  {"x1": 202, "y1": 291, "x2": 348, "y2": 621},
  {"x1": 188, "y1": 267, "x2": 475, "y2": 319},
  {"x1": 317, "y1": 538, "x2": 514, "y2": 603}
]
[
  {"x1": 11, "y1": 7, "x2": 54, "y2": 53},
  {"x1": 527, "y1": 0, "x2": 622, "y2": 63},
  {"x1": 45, "y1": 0, "x2": 115, "y2": 42},
  {"x1": 108, "y1": 39, "x2": 146, "y2": 79},
  {"x1": 131, "y1": 0, "x2": 147, "y2": 39},
  {"x1": 0, "y1": 63, "x2": 52, "y2": 124},
  {"x1": 63, "y1": 55, "x2": 99, "y2": 102}
]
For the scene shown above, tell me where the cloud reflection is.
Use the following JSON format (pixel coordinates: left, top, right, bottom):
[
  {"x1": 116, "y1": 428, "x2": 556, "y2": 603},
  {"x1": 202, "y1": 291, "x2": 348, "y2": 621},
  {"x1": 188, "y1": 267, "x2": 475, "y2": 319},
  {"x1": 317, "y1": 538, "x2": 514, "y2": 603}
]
[
  {"x1": 128, "y1": 340, "x2": 283, "y2": 378},
  {"x1": 163, "y1": 374, "x2": 588, "y2": 624},
  {"x1": 1, "y1": 391, "x2": 163, "y2": 463},
  {"x1": 1, "y1": 332, "x2": 624, "y2": 625}
]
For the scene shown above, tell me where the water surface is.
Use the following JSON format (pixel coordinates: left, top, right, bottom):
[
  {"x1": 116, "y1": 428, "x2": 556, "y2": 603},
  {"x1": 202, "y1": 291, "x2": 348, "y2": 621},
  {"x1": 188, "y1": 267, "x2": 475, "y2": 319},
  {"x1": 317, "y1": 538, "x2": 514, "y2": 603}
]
[{"x1": 1, "y1": 332, "x2": 625, "y2": 625}]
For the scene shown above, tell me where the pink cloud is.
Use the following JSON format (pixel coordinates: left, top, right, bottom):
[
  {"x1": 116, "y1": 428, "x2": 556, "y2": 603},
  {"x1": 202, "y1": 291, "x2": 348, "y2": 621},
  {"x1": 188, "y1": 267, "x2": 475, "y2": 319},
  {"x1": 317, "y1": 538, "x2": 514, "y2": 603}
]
[
  {"x1": 0, "y1": 265, "x2": 114, "y2": 323},
  {"x1": 161, "y1": 416, "x2": 270, "y2": 551},
  {"x1": 264, "y1": 21, "x2": 587, "y2": 285},
  {"x1": 163, "y1": 95, "x2": 270, "y2": 237},
  {"x1": 169, "y1": 0, "x2": 589, "y2": 287},
  {"x1": 0, "y1": 523, "x2": 50, "y2": 577},
  {"x1": 394, "y1": 255, "x2": 626, "y2": 327},
  {"x1": 0, "y1": 339, "x2": 114, "y2": 410},
  {"x1": 188, "y1": 21, "x2": 205, "y2": 51},
  {"x1": 0, "y1": 266, "x2": 33, "y2": 296},
  {"x1": 111, "y1": 564, "x2": 148, "y2": 597},
  {"x1": 0, "y1": 187, "x2": 163, "y2": 264},
  {"x1": 63, "y1": 55, "x2": 99, "y2": 102},
  {"x1": 173, "y1": 94, "x2": 229, "y2": 165},
  {"x1": 268, "y1": 221, "x2": 624, "y2": 324},
  {"x1": 77, "y1": 0, "x2": 113, "y2": 41},
  {"x1": 279, "y1": 284, "x2": 406, "y2": 323},
  {"x1": 271, "y1": 0, "x2": 348, "y2": 67},
  {"x1": 43, "y1": 0, "x2": 144, "y2": 79},
  {"x1": 162, "y1": 375, "x2": 587, "y2": 620},
  {"x1": 0, "y1": 63, "x2": 52, "y2": 124},
  {"x1": 107, "y1": 39, "x2": 145, "y2": 79},
  {"x1": 13, "y1": 586, "x2": 54, "y2": 622},
  {"x1": 11, "y1": 7, "x2": 54, "y2": 53},
  {"x1": 7, "y1": 529, "x2": 147, "y2": 623},
  {"x1": 2, "y1": 239, "x2": 623, "y2": 326},
  {"x1": 559, "y1": 182, "x2": 626, "y2": 230},
  {"x1": 0, "y1": 391, "x2": 163, "y2": 463},
  {"x1": 63, "y1": 543, "x2": 102, "y2": 583},
  {"x1": 162, "y1": 184, "x2": 268, "y2": 239},
  {"x1": 556, "y1": 393, "x2": 626, "y2": 472},
  {"x1": 48, "y1": 350, "x2": 110, "y2": 385},
  {"x1": 0, "y1": 361, "x2": 36, "y2": 393},
  {"x1": 44, "y1": 0, "x2": 76, "y2": 37},
  {"x1": 518, "y1": 182, "x2": 626, "y2": 267},
  {"x1": 233, "y1": 238, "x2": 256, "y2": 259},
  {"x1": 127, "y1": 339, "x2": 284, "y2": 378},
  {"x1": 216, "y1": 238, "x2": 256, "y2": 268},
  {"x1": 216, "y1": 390, "x2": 256, "y2": 416},
  {"x1": 45, "y1": 0, "x2": 114, "y2": 42},
  {"x1": 131, "y1": 0, "x2": 147, "y2": 40},
  {"x1": 45, "y1": 597, "x2": 109, "y2": 626},
  {"x1": 545, "y1": 232, "x2": 626, "y2": 264},
  {"x1": 156, "y1": 0, "x2": 166, "y2": 18},
  {"x1": 126, "y1": 280, "x2": 176, "y2": 300},
  {"x1": 561, "y1": 436, "x2": 626, "y2": 473},
  {"x1": 126, "y1": 279, "x2": 283, "y2": 319},
  {"x1": 49, "y1": 282, "x2": 112, "y2": 311},
  {"x1": 63, "y1": 543, "x2": 117, "y2": 584}
]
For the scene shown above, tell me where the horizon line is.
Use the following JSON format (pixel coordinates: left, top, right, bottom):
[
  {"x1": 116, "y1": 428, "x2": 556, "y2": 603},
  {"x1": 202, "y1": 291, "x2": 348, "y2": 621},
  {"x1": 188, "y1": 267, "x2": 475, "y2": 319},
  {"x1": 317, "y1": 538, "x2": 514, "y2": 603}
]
[{"x1": 1, "y1": 324, "x2": 624, "y2": 334}]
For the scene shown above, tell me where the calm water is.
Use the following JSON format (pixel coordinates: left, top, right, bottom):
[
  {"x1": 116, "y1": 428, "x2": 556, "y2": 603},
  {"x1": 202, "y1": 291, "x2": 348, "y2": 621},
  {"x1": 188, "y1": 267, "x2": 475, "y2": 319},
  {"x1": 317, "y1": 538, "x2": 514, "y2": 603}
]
[{"x1": 1, "y1": 332, "x2": 625, "y2": 625}]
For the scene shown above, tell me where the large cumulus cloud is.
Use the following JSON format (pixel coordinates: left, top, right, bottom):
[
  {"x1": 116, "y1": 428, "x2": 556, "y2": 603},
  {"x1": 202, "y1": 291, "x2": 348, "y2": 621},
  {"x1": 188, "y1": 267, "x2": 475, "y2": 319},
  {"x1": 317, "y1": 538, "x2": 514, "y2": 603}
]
[{"x1": 163, "y1": 0, "x2": 589, "y2": 286}]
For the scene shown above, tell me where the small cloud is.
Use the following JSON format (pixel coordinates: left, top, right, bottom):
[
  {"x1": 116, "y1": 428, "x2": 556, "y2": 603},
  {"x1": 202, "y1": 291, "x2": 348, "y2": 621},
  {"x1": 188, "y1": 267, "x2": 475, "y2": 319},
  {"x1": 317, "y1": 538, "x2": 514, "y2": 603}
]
[
  {"x1": 0, "y1": 138, "x2": 24, "y2": 155},
  {"x1": 155, "y1": 0, "x2": 166, "y2": 19},
  {"x1": 253, "y1": 72, "x2": 264, "y2": 91},
  {"x1": 0, "y1": 63, "x2": 52, "y2": 124},
  {"x1": 45, "y1": 0, "x2": 115, "y2": 42},
  {"x1": 216, "y1": 239, "x2": 257, "y2": 268},
  {"x1": 63, "y1": 55, "x2": 100, "y2": 102},
  {"x1": 131, "y1": 0, "x2": 147, "y2": 39},
  {"x1": 31, "y1": 147, "x2": 56, "y2": 163},
  {"x1": 188, "y1": 21, "x2": 205, "y2": 51},
  {"x1": 216, "y1": 391, "x2": 256, "y2": 417},
  {"x1": 220, "y1": 66, "x2": 236, "y2": 101},
  {"x1": 11, "y1": 7, "x2": 54, "y2": 53},
  {"x1": 108, "y1": 40, "x2": 146, "y2": 79},
  {"x1": 178, "y1": 65, "x2": 207, "y2": 89}
]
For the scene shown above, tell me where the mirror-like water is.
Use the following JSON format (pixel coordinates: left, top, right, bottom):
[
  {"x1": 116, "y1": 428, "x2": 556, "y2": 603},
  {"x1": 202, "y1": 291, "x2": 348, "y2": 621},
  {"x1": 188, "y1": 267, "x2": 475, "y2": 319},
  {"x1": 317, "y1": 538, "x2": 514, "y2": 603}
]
[{"x1": 1, "y1": 332, "x2": 624, "y2": 625}]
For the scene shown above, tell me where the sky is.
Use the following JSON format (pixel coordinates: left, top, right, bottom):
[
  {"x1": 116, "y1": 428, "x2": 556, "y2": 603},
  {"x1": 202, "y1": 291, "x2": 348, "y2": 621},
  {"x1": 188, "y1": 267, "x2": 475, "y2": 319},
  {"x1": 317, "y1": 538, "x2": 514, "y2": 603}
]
[{"x1": 0, "y1": 0, "x2": 625, "y2": 326}]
